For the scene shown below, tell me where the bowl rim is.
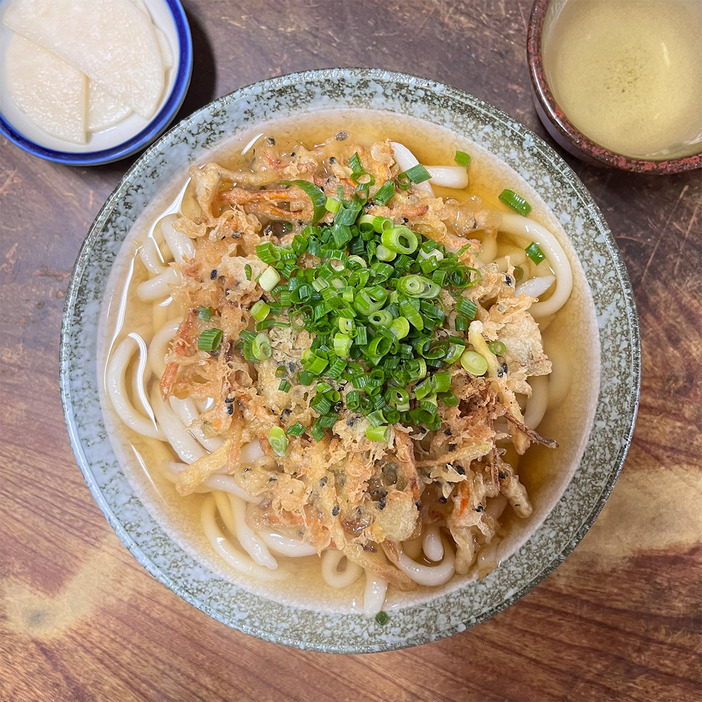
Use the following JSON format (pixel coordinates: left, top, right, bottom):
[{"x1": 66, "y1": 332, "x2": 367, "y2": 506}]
[
  {"x1": 60, "y1": 67, "x2": 641, "y2": 652},
  {"x1": 527, "y1": 0, "x2": 702, "y2": 174},
  {"x1": 0, "y1": 0, "x2": 193, "y2": 166}
]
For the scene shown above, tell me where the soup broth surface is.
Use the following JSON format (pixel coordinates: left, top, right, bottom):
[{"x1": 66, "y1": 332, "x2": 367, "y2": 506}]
[{"x1": 99, "y1": 109, "x2": 600, "y2": 612}]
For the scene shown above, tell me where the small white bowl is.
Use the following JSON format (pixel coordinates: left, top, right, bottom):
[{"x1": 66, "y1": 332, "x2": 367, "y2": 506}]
[{"x1": 0, "y1": 0, "x2": 192, "y2": 166}]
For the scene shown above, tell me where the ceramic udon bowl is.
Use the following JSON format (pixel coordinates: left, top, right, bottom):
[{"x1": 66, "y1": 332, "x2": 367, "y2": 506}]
[{"x1": 60, "y1": 68, "x2": 640, "y2": 652}]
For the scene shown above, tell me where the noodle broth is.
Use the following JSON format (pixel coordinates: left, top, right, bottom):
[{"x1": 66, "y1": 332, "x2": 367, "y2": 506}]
[{"x1": 98, "y1": 109, "x2": 599, "y2": 613}]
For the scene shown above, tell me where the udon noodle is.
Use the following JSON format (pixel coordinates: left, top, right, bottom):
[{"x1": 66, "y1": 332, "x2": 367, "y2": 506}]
[{"x1": 103, "y1": 121, "x2": 575, "y2": 617}]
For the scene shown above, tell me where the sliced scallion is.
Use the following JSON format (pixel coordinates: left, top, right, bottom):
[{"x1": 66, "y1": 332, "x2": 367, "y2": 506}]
[
  {"x1": 259, "y1": 266, "x2": 281, "y2": 292},
  {"x1": 366, "y1": 425, "x2": 390, "y2": 442},
  {"x1": 397, "y1": 164, "x2": 432, "y2": 188},
  {"x1": 198, "y1": 328, "x2": 223, "y2": 352},
  {"x1": 381, "y1": 226, "x2": 419, "y2": 255},
  {"x1": 252, "y1": 333, "x2": 272, "y2": 360},
  {"x1": 454, "y1": 150, "x2": 471, "y2": 167},
  {"x1": 499, "y1": 188, "x2": 532, "y2": 216},
  {"x1": 525, "y1": 241, "x2": 545, "y2": 265},
  {"x1": 268, "y1": 426, "x2": 288, "y2": 456},
  {"x1": 460, "y1": 349, "x2": 488, "y2": 376},
  {"x1": 250, "y1": 300, "x2": 270, "y2": 322},
  {"x1": 281, "y1": 179, "x2": 327, "y2": 223}
]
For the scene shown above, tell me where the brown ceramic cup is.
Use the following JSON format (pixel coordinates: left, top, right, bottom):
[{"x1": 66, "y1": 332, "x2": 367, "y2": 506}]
[{"x1": 527, "y1": 0, "x2": 702, "y2": 174}]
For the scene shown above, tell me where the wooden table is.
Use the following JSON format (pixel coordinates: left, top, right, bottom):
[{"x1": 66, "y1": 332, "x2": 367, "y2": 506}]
[{"x1": 1, "y1": 1, "x2": 700, "y2": 700}]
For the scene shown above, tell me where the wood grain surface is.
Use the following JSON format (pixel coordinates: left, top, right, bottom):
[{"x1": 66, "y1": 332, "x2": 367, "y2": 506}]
[{"x1": 1, "y1": 1, "x2": 700, "y2": 700}]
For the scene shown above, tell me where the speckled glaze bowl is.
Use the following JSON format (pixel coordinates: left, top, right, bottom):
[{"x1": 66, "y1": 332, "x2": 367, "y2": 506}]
[
  {"x1": 527, "y1": 0, "x2": 702, "y2": 173},
  {"x1": 60, "y1": 69, "x2": 640, "y2": 652}
]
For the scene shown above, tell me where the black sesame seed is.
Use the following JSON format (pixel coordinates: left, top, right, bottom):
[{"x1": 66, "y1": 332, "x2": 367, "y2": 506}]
[
  {"x1": 439, "y1": 496, "x2": 447, "y2": 504},
  {"x1": 319, "y1": 476, "x2": 328, "y2": 487},
  {"x1": 226, "y1": 404, "x2": 233, "y2": 415},
  {"x1": 210, "y1": 269, "x2": 218, "y2": 280},
  {"x1": 329, "y1": 156, "x2": 336, "y2": 164},
  {"x1": 498, "y1": 471, "x2": 508, "y2": 480},
  {"x1": 335, "y1": 131, "x2": 348, "y2": 141},
  {"x1": 444, "y1": 428, "x2": 452, "y2": 436},
  {"x1": 266, "y1": 137, "x2": 276, "y2": 145},
  {"x1": 378, "y1": 497, "x2": 386, "y2": 510},
  {"x1": 290, "y1": 151, "x2": 296, "y2": 157},
  {"x1": 505, "y1": 275, "x2": 513, "y2": 285},
  {"x1": 332, "y1": 505, "x2": 340, "y2": 516},
  {"x1": 475, "y1": 504, "x2": 484, "y2": 512}
]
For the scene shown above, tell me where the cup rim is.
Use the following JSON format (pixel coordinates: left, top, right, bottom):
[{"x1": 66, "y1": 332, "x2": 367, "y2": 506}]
[{"x1": 527, "y1": 0, "x2": 702, "y2": 174}]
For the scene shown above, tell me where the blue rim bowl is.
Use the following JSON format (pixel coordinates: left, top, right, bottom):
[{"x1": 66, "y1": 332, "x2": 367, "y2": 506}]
[{"x1": 0, "y1": 0, "x2": 192, "y2": 166}]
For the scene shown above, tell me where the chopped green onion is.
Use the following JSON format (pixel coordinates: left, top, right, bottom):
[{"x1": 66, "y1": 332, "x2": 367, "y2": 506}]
[
  {"x1": 397, "y1": 164, "x2": 432, "y2": 187},
  {"x1": 366, "y1": 425, "x2": 390, "y2": 442},
  {"x1": 440, "y1": 391, "x2": 459, "y2": 407},
  {"x1": 375, "y1": 610, "x2": 390, "y2": 625},
  {"x1": 245, "y1": 264, "x2": 252, "y2": 281},
  {"x1": 325, "y1": 196, "x2": 341, "y2": 214},
  {"x1": 348, "y1": 255, "x2": 367, "y2": 268},
  {"x1": 311, "y1": 394, "x2": 332, "y2": 415},
  {"x1": 198, "y1": 328, "x2": 223, "y2": 352},
  {"x1": 525, "y1": 241, "x2": 545, "y2": 265},
  {"x1": 444, "y1": 342, "x2": 465, "y2": 364},
  {"x1": 298, "y1": 370, "x2": 315, "y2": 385},
  {"x1": 414, "y1": 377, "x2": 433, "y2": 400},
  {"x1": 355, "y1": 286, "x2": 388, "y2": 315},
  {"x1": 454, "y1": 150, "x2": 471, "y2": 167},
  {"x1": 197, "y1": 306, "x2": 212, "y2": 321},
  {"x1": 375, "y1": 244, "x2": 397, "y2": 262},
  {"x1": 373, "y1": 181, "x2": 395, "y2": 206},
  {"x1": 368, "y1": 310, "x2": 393, "y2": 327},
  {"x1": 489, "y1": 340, "x2": 506, "y2": 355},
  {"x1": 366, "y1": 409, "x2": 386, "y2": 427},
  {"x1": 513, "y1": 265, "x2": 524, "y2": 282},
  {"x1": 381, "y1": 226, "x2": 419, "y2": 255},
  {"x1": 456, "y1": 297, "x2": 478, "y2": 320},
  {"x1": 461, "y1": 349, "x2": 488, "y2": 376},
  {"x1": 399, "y1": 299, "x2": 424, "y2": 331},
  {"x1": 250, "y1": 300, "x2": 270, "y2": 322},
  {"x1": 389, "y1": 316, "x2": 410, "y2": 339},
  {"x1": 268, "y1": 426, "x2": 288, "y2": 456},
  {"x1": 455, "y1": 315, "x2": 469, "y2": 332},
  {"x1": 278, "y1": 379, "x2": 291, "y2": 392},
  {"x1": 304, "y1": 354, "x2": 328, "y2": 375},
  {"x1": 499, "y1": 189, "x2": 532, "y2": 216},
  {"x1": 397, "y1": 275, "x2": 441, "y2": 299},
  {"x1": 310, "y1": 423, "x2": 326, "y2": 442},
  {"x1": 256, "y1": 242, "x2": 280, "y2": 264},
  {"x1": 281, "y1": 179, "x2": 327, "y2": 223},
  {"x1": 431, "y1": 371, "x2": 452, "y2": 393},
  {"x1": 252, "y1": 333, "x2": 272, "y2": 360},
  {"x1": 333, "y1": 333, "x2": 353, "y2": 358},
  {"x1": 275, "y1": 365, "x2": 287, "y2": 377},
  {"x1": 259, "y1": 266, "x2": 281, "y2": 291},
  {"x1": 349, "y1": 152, "x2": 363, "y2": 175},
  {"x1": 286, "y1": 422, "x2": 306, "y2": 437}
]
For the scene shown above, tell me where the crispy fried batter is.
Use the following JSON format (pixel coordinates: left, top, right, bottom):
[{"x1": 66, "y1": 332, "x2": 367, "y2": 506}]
[{"x1": 158, "y1": 133, "x2": 557, "y2": 580}]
